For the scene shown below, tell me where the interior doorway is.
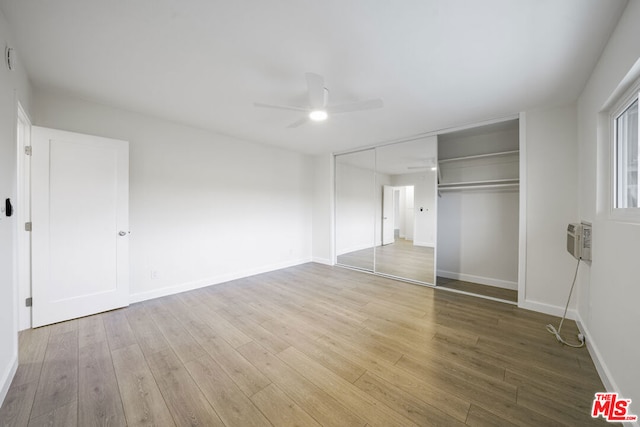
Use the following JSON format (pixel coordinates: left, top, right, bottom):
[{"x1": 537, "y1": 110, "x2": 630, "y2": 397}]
[{"x1": 381, "y1": 185, "x2": 415, "y2": 246}]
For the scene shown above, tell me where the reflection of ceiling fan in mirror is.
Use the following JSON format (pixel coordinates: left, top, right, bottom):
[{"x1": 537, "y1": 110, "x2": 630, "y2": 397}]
[
  {"x1": 254, "y1": 72, "x2": 384, "y2": 128},
  {"x1": 407, "y1": 157, "x2": 438, "y2": 171}
]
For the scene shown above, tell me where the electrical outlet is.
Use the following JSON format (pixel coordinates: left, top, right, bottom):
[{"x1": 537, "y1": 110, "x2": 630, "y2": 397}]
[
  {"x1": 578, "y1": 333, "x2": 585, "y2": 342},
  {"x1": 151, "y1": 270, "x2": 159, "y2": 279}
]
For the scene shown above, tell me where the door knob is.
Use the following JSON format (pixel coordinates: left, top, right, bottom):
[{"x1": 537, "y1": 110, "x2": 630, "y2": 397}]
[{"x1": 118, "y1": 231, "x2": 128, "y2": 236}]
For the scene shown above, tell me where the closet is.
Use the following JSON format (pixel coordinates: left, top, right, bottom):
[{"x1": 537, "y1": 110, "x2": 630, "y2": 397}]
[
  {"x1": 436, "y1": 119, "x2": 519, "y2": 302},
  {"x1": 334, "y1": 118, "x2": 520, "y2": 303}
]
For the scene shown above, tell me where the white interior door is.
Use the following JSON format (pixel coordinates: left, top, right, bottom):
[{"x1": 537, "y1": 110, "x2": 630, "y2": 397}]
[
  {"x1": 31, "y1": 126, "x2": 129, "y2": 327},
  {"x1": 382, "y1": 185, "x2": 395, "y2": 245}
]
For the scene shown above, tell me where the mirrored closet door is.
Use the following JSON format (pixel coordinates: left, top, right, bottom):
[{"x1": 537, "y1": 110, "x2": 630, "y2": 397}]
[
  {"x1": 335, "y1": 148, "x2": 376, "y2": 272},
  {"x1": 335, "y1": 136, "x2": 438, "y2": 285}
]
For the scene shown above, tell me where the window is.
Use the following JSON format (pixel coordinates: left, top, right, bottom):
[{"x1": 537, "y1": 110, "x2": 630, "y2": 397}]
[{"x1": 613, "y1": 91, "x2": 639, "y2": 210}]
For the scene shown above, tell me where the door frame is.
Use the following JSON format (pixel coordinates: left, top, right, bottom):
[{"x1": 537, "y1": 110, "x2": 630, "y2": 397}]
[
  {"x1": 16, "y1": 101, "x2": 32, "y2": 331},
  {"x1": 381, "y1": 185, "x2": 395, "y2": 245}
]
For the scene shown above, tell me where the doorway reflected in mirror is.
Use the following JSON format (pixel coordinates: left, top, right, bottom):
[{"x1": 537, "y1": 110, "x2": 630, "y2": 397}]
[{"x1": 335, "y1": 136, "x2": 437, "y2": 285}]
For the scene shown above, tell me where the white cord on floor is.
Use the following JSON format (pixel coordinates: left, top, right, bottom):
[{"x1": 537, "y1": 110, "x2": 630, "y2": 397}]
[{"x1": 545, "y1": 257, "x2": 585, "y2": 348}]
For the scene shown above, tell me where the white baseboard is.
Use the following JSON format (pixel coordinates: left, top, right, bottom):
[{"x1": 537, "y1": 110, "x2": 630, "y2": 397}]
[
  {"x1": 575, "y1": 314, "x2": 639, "y2": 427},
  {"x1": 130, "y1": 257, "x2": 312, "y2": 304},
  {"x1": 517, "y1": 299, "x2": 577, "y2": 319},
  {"x1": 0, "y1": 356, "x2": 18, "y2": 408},
  {"x1": 413, "y1": 241, "x2": 435, "y2": 248},
  {"x1": 575, "y1": 314, "x2": 616, "y2": 392},
  {"x1": 312, "y1": 257, "x2": 333, "y2": 266},
  {"x1": 437, "y1": 270, "x2": 518, "y2": 290}
]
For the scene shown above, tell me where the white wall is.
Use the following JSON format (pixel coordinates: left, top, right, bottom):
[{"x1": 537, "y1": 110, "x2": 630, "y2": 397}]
[
  {"x1": 0, "y1": 8, "x2": 33, "y2": 406},
  {"x1": 334, "y1": 159, "x2": 393, "y2": 255},
  {"x1": 438, "y1": 190, "x2": 519, "y2": 289},
  {"x1": 33, "y1": 90, "x2": 314, "y2": 304},
  {"x1": 521, "y1": 105, "x2": 579, "y2": 311},
  {"x1": 576, "y1": 0, "x2": 640, "y2": 409},
  {"x1": 312, "y1": 153, "x2": 333, "y2": 264},
  {"x1": 335, "y1": 161, "x2": 375, "y2": 255}
]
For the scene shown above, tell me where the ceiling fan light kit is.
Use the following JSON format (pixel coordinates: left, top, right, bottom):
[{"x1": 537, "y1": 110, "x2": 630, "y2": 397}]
[
  {"x1": 254, "y1": 72, "x2": 383, "y2": 128},
  {"x1": 309, "y1": 110, "x2": 328, "y2": 121}
]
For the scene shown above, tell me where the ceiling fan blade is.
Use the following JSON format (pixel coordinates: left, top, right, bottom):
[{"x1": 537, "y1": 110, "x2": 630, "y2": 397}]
[
  {"x1": 253, "y1": 102, "x2": 307, "y2": 113},
  {"x1": 305, "y1": 72, "x2": 325, "y2": 109},
  {"x1": 327, "y1": 98, "x2": 384, "y2": 114},
  {"x1": 287, "y1": 117, "x2": 309, "y2": 128}
]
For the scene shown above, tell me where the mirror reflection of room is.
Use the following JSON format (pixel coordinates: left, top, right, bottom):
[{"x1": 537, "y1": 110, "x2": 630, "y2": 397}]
[
  {"x1": 335, "y1": 136, "x2": 437, "y2": 285},
  {"x1": 335, "y1": 149, "x2": 376, "y2": 272},
  {"x1": 375, "y1": 138, "x2": 437, "y2": 284}
]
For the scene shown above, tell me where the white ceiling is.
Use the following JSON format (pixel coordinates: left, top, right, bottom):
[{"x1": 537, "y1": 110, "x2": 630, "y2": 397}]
[{"x1": 0, "y1": 0, "x2": 628, "y2": 155}]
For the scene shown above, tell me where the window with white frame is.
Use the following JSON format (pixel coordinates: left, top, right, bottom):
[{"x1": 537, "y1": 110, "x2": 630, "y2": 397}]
[{"x1": 613, "y1": 88, "x2": 639, "y2": 210}]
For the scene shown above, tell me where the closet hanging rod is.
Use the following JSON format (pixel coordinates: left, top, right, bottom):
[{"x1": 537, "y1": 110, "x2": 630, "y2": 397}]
[
  {"x1": 438, "y1": 183, "x2": 519, "y2": 191},
  {"x1": 439, "y1": 178, "x2": 519, "y2": 187},
  {"x1": 438, "y1": 150, "x2": 519, "y2": 164}
]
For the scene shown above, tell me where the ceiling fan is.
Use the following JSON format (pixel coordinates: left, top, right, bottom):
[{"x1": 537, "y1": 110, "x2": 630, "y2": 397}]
[
  {"x1": 254, "y1": 72, "x2": 384, "y2": 128},
  {"x1": 407, "y1": 157, "x2": 438, "y2": 171}
]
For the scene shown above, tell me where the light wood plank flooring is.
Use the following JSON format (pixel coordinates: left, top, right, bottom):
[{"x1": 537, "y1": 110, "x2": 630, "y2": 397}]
[
  {"x1": 337, "y1": 239, "x2": 435, "y2": 284},
  {"x1": 337, "y1": 239, "x2": 517, "y2": 303},
  {"x1": 0, "y1": 263, "x2": 612, "y2": 426},
  {"x1": 437, "y1": 277, "x2": 518, "y2": 303}
]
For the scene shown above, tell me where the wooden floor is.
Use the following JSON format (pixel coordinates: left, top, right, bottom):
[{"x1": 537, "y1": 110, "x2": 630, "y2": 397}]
[
  {"x1": 337, "y1": 240, "x2": 517, "y2": 303},
  {"x1": 0, "y1": 263, "x2": 612, "y2": 426},
  {"x1": 437, "y1": 277, "x2": 518, "y2": 303},
  {"x1": 337, "y1": 239, "x2": 435, "y2": 284}
]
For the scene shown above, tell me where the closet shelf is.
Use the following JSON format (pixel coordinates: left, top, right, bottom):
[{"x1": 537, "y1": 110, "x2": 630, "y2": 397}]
[
  {"x1": 438, "y1": 178, "x2": 519, "y2": 191},
  {"x1": 438, "y1": 150, "x2": 519, "y2": 164}
]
